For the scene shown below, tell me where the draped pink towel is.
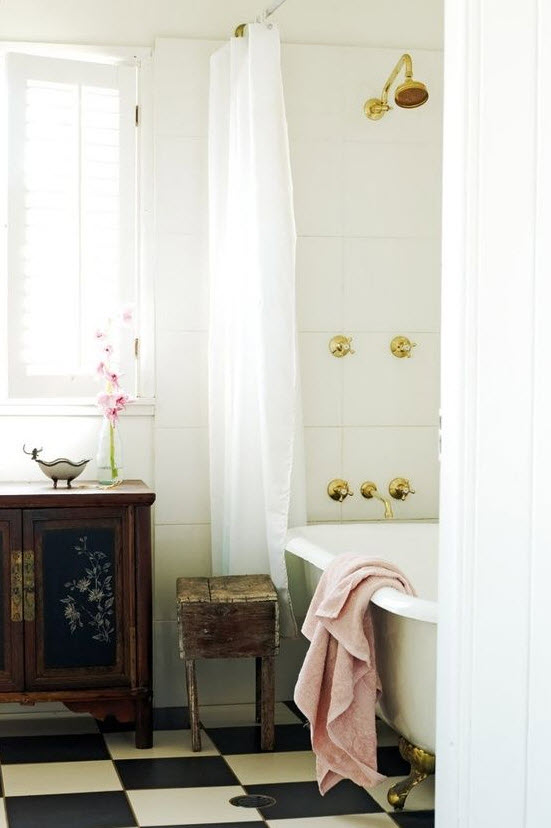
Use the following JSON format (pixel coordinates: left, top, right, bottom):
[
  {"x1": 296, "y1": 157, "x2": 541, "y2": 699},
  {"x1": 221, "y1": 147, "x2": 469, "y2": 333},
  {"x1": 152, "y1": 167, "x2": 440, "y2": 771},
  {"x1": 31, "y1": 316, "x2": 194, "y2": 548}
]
[{"x1": 294, "y1": 553, "x2": 415, "y2": 794}]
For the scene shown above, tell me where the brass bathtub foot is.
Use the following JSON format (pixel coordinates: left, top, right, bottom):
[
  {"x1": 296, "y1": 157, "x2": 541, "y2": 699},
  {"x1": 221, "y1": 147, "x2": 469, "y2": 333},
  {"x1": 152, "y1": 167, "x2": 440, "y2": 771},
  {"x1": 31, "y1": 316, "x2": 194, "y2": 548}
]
[{"x1": 387, "y1": 737, "x2": 435, "y2": 811}]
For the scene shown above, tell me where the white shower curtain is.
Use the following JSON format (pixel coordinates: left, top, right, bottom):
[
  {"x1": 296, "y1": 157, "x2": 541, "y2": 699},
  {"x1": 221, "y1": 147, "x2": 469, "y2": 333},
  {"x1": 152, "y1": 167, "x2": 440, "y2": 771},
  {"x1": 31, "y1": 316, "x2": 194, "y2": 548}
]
[{"x1": 208, "y1": 23, "x2": 305, "y2": 636}]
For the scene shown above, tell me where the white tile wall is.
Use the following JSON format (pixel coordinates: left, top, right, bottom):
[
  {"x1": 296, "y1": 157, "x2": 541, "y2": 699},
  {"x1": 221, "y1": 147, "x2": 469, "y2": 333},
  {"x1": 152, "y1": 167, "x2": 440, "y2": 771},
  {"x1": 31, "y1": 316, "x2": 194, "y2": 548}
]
[{"x1": 152, "y1": 37, "x2": 442, "y2": 705}]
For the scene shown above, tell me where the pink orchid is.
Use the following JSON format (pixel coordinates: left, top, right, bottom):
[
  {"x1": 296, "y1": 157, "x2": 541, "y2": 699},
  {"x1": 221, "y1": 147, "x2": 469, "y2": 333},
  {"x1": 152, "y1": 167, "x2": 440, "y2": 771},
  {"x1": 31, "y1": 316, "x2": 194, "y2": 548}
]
[
  {"x1": 103, "y1": 343, "x2": 113, "y2": 357},
  {"x1": 121, "y1": 306, "x2": 134, "y2": 326},
  {"x1": 95, "y1": 329, "x2": 106, "y2": 340}
]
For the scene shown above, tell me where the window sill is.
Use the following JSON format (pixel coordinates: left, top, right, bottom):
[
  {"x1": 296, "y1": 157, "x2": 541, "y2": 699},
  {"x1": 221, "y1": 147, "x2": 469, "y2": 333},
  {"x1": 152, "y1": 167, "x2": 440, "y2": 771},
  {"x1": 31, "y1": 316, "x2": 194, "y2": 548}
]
[{"x1": 0, "y1": 398, "x2": 156, "y2": 417}]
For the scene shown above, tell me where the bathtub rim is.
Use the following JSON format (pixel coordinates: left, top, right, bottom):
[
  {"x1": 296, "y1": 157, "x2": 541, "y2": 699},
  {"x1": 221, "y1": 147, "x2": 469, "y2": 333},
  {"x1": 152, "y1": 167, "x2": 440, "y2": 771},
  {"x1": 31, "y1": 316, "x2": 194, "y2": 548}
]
[{"x1": 285, "y1": 524, "x2": 439, "y2": 625}]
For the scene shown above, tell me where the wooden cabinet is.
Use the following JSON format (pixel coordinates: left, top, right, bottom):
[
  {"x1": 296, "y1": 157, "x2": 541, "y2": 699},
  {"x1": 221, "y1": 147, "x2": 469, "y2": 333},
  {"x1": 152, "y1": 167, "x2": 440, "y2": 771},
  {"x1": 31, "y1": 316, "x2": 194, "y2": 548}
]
[{"x1": 0, "y1": 481, "x2": 155, "y2": 748}]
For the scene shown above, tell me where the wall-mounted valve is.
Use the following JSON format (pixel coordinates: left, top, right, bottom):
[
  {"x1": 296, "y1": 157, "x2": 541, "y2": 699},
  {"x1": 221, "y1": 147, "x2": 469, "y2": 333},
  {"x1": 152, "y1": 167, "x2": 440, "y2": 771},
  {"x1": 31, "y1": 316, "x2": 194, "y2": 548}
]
[
  {"x1": 390, "y1": 335, "x2": 417, "y2": 358},
  {"x1": 329, "y1": 335, "x2": 355, "y2": 358},
  {"x1": 327, "y1": 479, "x2": 354, "y2": 502},
  {"x1": 389, "y1": 477, "x2": 416, "y2": 501}
]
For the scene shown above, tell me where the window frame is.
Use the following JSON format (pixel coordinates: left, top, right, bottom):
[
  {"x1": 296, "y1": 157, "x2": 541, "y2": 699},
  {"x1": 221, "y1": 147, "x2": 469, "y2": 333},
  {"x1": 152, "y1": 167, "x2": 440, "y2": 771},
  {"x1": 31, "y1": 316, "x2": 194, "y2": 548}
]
[{"x1": 0, "y1": 42, "x2": 154, "y2": 415}]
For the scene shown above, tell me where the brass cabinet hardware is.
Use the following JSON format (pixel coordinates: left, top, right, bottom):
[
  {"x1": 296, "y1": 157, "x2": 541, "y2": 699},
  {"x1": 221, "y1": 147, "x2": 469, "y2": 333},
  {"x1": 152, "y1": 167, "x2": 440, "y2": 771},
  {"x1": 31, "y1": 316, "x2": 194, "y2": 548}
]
[
  {"x1": 390, "y1": 335, "x2": 417, "y2": 358},
  {"x1": 11, "y1": 550, "x2": 23, "y2": 622},
  {"x1": 360, "y1": 481, "x2": 394, "y2": 519},
  {"x1": 327, "y1": 479, "x2": 354, "y2": 502},
  {"x1": 389, "y1": 477, "x2": 416, "y2": 501},
  {"x1": 23, "y1": 550, "x2": 35, "y2": 622},
  {"x1": 329, "y1": 335, "x2": 355, "y2": 358}
]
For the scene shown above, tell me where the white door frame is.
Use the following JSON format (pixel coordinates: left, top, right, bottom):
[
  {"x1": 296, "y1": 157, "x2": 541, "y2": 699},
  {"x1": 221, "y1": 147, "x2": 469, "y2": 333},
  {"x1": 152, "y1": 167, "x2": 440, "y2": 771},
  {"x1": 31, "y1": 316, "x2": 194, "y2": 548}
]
[{"x1": 437, "y1": 1, "x2": 551, "y2": 825}]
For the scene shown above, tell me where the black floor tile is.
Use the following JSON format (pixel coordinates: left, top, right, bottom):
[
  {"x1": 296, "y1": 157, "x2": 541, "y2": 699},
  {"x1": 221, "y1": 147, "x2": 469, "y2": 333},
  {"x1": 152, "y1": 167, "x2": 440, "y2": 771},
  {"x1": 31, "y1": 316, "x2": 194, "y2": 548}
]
[
  {"x1": 115, "y1": 755, "x2": 240, "y2": 789},
  {"x1": 245, "y1": 780, "x2": 384, "y2": 819},
  {"x1": 6, "y1": 791, "x2": 136, "y2": 828},
  {"x1": 390, "y1": 810, "x2": 435, "y2": 828},
  {"x1": 206, "y1": 723, "x2": 312, "y2": 755},
  {"x1": 0, "y1": 733, "x2": 110, "y2": 764},
  {"x1": 377, "y1": 745, "x2": 411, "y2": 776}
]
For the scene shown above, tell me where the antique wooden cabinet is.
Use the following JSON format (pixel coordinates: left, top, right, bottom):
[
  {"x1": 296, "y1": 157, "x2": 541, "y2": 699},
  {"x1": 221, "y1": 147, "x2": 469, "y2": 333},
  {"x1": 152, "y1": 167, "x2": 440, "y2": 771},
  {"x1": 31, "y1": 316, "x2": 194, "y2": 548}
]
[{"x1": 0, "y1": 481, "x2": 155, "y2": 747}]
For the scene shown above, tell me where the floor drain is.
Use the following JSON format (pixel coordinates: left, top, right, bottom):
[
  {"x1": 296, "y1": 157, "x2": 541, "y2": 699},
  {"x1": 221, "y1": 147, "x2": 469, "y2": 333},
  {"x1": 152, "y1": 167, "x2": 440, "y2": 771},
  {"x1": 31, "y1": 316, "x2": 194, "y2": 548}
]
[{"x1": 230, "y1": 794, "x2": 276, "y2": 809}]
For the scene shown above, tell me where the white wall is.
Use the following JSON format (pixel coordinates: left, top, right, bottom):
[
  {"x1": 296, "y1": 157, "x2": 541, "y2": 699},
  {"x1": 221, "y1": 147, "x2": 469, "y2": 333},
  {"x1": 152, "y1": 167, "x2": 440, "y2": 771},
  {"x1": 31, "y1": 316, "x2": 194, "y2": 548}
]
[
  {"x1": 0, "y1": 0, "x2": 443, "y2": 707},
  {"x1": 152, "y1": 36, "x2": 442, "y2": 705}
]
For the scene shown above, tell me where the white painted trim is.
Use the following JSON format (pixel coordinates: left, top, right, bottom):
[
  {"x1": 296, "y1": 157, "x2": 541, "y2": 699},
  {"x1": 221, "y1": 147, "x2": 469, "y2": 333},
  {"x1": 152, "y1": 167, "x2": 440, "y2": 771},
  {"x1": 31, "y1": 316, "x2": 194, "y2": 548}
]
[
  {"x1": 0, "y1": 42, "x2": 152, "y2": 63},
  {"x1": 437, "y1": 1, "x2": 543, "y2": 826}
]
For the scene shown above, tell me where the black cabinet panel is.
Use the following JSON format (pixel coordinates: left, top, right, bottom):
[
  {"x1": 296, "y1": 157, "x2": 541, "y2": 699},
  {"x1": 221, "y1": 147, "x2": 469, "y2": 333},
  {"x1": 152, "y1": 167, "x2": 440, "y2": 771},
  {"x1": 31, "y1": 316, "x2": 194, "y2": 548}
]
[{"x1": 42, "y1": 528, "x2": 117, "y2": 670}]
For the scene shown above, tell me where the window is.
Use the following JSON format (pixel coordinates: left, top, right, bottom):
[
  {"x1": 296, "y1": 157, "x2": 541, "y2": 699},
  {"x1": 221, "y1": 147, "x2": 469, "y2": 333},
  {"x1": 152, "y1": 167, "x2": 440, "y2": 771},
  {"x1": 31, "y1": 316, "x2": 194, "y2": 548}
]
[{"x1": 1, "y1": 50, "x2": 146, "y2": 401}]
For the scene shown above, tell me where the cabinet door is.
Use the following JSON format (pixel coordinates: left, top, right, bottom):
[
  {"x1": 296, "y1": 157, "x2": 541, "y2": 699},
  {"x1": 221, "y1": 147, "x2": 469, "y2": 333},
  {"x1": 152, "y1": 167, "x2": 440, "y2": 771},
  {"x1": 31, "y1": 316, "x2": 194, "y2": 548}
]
[
  {"x1": 0, "y1": 510, "x2": 24, "y2": 690},
  {"x1": 23, "y1": 508, "x2": 134, "y2": 690}
]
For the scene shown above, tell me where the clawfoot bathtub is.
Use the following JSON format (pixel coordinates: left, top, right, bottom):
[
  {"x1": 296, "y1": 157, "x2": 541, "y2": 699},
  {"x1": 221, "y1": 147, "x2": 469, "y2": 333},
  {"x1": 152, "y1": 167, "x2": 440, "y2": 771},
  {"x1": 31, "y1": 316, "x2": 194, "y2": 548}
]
[{"x1": 285, "y1": 521, "x2": 438, "y2": 810}]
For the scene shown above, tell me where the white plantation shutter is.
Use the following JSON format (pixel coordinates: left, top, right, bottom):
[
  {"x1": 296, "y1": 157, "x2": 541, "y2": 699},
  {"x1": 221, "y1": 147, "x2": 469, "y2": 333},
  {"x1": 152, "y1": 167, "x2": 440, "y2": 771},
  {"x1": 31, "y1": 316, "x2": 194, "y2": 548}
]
[{"x1": 6, "y1": 53, "x2": 137, "y2": 398}]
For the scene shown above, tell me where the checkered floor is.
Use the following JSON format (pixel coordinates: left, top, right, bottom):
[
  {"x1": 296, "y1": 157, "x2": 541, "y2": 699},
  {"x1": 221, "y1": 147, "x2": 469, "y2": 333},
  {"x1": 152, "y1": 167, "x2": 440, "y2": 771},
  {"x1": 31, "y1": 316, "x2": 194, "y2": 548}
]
[{"x1": 0, "y1": 702, "x2": 434, "y2": 827}]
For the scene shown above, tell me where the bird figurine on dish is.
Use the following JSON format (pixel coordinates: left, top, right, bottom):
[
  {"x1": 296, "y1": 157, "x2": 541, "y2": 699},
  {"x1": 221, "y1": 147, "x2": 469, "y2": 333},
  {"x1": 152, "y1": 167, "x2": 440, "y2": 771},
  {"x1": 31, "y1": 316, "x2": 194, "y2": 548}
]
[{"x1": 23, "y1": 446, "x2": 91, "y2": 489}]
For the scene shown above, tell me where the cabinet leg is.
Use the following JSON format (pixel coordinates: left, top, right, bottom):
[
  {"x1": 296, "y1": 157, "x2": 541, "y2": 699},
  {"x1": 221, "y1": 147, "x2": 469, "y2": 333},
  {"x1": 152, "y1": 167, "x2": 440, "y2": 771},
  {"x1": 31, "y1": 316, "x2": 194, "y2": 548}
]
[
  {"x1": 255, "y1": 656, "x2": 262, "y2": 723},
  {"x1": 135, "y1": 695, "x2": 153, "y2": 749},
  {"x1": 185, "y1": 659, "x2": 201, "y2": 752},
  {"x1": 260, "y1": 656, "x2": 275, "y2": 751}
]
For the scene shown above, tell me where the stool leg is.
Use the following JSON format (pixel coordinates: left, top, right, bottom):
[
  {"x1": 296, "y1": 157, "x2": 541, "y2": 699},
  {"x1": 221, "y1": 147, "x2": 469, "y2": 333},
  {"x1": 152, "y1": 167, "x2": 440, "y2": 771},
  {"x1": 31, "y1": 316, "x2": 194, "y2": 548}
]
[
  {"x1": 260, "y1": 656, "x2": 275, "y2": 751},
  {"x1": 255, "y1": 657, "x2": 262, "y2": 723},
  {"x1": 185, "y1": 659, "x2": 201, "y2": 751}
]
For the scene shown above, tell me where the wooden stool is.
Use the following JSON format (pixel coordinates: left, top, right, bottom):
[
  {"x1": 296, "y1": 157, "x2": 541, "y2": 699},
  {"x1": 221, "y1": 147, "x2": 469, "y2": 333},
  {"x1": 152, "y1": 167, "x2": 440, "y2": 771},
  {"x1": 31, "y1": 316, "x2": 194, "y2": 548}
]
[{"x1": 177, "y1": 574, "x2": 280, "y2": 752}]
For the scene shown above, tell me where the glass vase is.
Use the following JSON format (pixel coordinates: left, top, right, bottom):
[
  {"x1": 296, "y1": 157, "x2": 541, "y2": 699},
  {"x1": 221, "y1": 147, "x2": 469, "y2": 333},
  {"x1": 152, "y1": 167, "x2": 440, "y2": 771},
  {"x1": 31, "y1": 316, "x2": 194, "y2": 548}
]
[{"x1": 96, "y1": 418, "x2": 124, "y2": 486}]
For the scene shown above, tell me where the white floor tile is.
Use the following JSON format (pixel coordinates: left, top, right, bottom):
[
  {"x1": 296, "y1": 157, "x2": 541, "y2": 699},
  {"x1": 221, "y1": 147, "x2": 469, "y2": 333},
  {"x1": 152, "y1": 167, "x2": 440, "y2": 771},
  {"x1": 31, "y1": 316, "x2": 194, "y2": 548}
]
[
  {"x1": 199, "y1": 702, "x2": 302, "y2": 728},
  {"x1": 127, "y1": 786, "x2": 261, "y2": 825},
  {"x1": 105, "y1": 728, "x2": 218, "y2": 759},
  {"x1": 266, "y1": 815, "x2": 397, "y2": 827},
  {"x1": 0, "y1": 713, "x2": 99, "y2": 737},
  {"x1": 225, "y1": 750, "x2": 317, "y2": 785},
  {"x1": 368, "y1": 773, "x2": 435, "y2": 812},
  {"x1": 0, "y1": 802, "x2": 7, "y2": 828},
  {"x1": 2, "y1": 760, "x2": 122, "y2": 797}
]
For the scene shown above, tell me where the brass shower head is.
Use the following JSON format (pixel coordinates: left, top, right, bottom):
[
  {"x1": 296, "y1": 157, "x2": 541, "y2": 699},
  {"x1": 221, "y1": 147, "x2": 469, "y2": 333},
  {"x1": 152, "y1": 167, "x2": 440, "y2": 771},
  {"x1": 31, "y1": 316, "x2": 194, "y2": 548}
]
[{"x1": 364, "y1": 54, "x2": 429, "y2": 120}]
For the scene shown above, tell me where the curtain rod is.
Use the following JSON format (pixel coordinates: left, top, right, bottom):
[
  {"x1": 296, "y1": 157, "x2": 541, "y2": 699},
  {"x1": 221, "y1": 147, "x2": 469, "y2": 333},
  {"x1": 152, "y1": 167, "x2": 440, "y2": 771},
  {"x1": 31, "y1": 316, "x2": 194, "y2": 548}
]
[{"x1": 234, "y1": 0, "x2": 289, "y2": 37}]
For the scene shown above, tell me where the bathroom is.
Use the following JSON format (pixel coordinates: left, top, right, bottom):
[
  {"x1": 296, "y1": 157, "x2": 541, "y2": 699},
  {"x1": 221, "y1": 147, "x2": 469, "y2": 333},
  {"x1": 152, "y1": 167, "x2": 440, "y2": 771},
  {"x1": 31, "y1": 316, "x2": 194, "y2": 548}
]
[{"x1": 0, "y1": 0, "x2": 547, "y2": 827}]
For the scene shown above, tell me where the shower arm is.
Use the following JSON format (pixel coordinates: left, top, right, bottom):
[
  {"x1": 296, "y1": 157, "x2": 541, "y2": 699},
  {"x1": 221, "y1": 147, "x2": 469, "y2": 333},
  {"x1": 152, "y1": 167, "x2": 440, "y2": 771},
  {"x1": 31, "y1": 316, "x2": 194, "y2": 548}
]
[
  {"x1": 235, "y1": 0, "x2": 289, "y2": 36},
  {"x1": 379, "y1": 54, "x2": 413, "y2": 110}
]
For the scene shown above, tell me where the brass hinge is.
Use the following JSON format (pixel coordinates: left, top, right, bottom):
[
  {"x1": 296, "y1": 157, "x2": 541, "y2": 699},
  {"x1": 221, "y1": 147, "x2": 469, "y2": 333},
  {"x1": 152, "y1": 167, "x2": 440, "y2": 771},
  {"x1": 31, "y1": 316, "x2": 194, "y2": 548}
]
[
  {"x1": 23, "y1": 550, "x2": 35, "y2": 622},
  {"x1": 11, "y1": 550, "x2": 23, "y2": 622},
  {"x1": 134, "y1": 337, "x2": 140, "y2": 359},
  {"x1": 135, "y1": 105, "x2": 140, "y2": 126}
]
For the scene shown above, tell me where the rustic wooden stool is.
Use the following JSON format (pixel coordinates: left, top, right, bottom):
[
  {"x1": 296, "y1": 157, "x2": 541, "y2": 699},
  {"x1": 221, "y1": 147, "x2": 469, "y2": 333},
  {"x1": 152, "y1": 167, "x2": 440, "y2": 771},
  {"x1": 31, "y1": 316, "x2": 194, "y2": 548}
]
[{"x1": 177, "y1": 574, "x2": 280, "y2": 752}]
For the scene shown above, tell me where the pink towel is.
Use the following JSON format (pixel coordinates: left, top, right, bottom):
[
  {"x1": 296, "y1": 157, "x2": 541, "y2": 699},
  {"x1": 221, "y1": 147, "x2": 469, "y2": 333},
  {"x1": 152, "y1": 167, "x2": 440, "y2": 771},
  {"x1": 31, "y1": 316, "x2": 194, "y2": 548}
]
[{"x1": 294, "y1": 553, "x2": 415, "y2": 794}]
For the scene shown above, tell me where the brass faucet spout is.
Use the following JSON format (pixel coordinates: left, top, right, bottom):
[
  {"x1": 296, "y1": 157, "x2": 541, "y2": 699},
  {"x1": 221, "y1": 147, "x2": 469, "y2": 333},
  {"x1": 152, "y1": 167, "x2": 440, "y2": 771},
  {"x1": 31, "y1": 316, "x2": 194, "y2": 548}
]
[{"x1": 360, "y1": 481, "x2": 394, "y2": 519}]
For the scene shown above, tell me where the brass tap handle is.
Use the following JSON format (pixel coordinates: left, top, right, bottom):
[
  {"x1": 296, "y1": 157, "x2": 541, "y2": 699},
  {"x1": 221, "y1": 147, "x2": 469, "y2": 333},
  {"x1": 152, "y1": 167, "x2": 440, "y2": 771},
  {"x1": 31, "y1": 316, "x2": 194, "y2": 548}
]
[
  {"x1": 329, "y1": 335, "x2": 355, "y2": 358},
  {"x1": 389, "y1": 477, "x2": 416, "y2": 501},
  {"x1": 327, "y1": 479, "x2": 354, "y2": 502},
  {"x1": 390, "y1": 336, "x2": 417, "y2": 359}
]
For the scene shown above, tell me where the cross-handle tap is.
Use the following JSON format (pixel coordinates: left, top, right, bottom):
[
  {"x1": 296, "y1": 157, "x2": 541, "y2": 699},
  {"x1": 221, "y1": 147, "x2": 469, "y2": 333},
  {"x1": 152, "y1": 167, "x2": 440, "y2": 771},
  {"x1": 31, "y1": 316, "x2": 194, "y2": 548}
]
[
  {"x1": 360, "y1": 481, "x2": 394, "y2": 519},
  {"x1": 389, "y1": 477, "x2": 416, "y2": 501},
  {"x1": 329, "y1": 335, "x2": 355, "y2": 358},
  {"x1": 327, "y1": 479, "x2": 354, "y2": 502}
]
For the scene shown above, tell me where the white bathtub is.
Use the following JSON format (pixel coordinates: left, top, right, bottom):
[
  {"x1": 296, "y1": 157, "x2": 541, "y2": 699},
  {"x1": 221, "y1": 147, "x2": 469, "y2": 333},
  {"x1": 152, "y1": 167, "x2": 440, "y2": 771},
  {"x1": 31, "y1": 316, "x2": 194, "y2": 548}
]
[{"x1": 285, "y1": 521, "x2": 438, "y2": 754}]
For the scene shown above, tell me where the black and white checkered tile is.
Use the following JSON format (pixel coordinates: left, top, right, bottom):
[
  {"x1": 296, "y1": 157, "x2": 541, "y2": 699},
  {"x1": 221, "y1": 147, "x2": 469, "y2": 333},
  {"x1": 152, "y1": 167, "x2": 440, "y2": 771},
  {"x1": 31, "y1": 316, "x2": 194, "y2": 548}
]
[{"x1": 0, "y1": 703, "x2": 434, "y2": 827}]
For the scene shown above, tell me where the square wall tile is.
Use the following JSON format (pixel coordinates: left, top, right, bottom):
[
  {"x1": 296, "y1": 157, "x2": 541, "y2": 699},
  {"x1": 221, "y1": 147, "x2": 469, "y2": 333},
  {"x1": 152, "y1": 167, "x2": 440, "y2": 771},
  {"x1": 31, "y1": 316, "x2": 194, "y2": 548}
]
[
  {"x1": 156, "y1": 332, "x2": 208, "y2": 428},
  {"x1": 343, "y1": 333, "x2": 440, "y2": 426},
  {"x1": 154, "y1": 428, "x2": 210, "y2": 524},
  {"x1": 342, "y1": 427, "x2": 439, "y2": 521},
  {"x1": 343, "y1": 142, "x2": 442, "y2": 238},
  {"x1": 282, "y1": 44, "x2": 344, "y2": 141},
  {"x1": 155, "y1": 233, "x2": 209, "y2": 332},
  {"x1": 155, "y1": 136, "x2": 207, "y2": 235},
  {"x1": 290, "y1": 140, "x2": 343, "y2": 237},
  {"x1": 154, "y1": 524, "x2": 211, "y2": 621},
  {"x1": 154, "y1": 39, "x2": 219, "y2": 137},
  {"x1": 153, "y1": 622, "x2": 188, "y2": 708},
  {"x1": 300, "y1": 333, "x2": 343, "y2": 427},
  {"x1": 343, "y1": 238, "x2": 440, "y2": 332},
  {"x1": 297, "y1": 237, "x2": 343, "y2": 332},
  {"x1": 304, "y1": 427, "x2": 343, "y2": 522},
  {"x1": 343, "y1": 47, "x2": 443, "y2": 144}
]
